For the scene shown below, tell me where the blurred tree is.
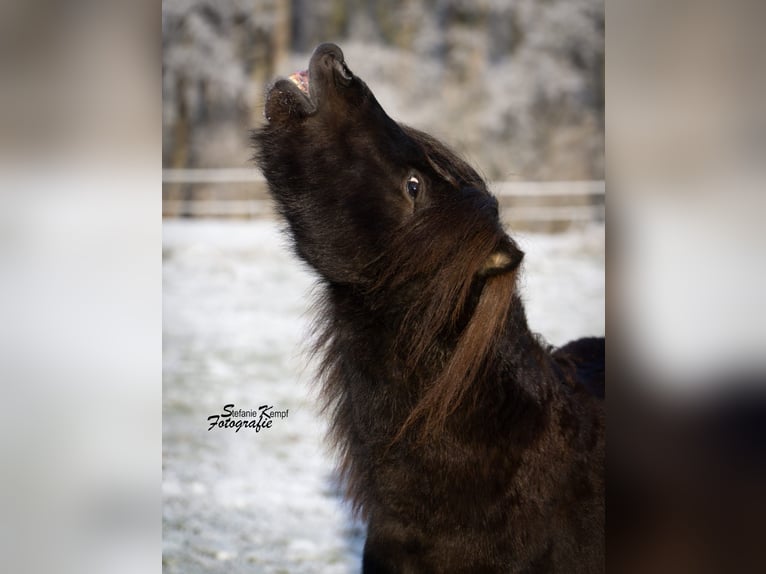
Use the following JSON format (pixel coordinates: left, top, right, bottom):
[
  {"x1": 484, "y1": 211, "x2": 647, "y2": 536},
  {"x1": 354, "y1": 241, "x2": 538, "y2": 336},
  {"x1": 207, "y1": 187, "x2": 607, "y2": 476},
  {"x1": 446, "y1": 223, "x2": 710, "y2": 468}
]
[{"x1": 162, "y1": 0, "x2": 604, "y2": 181}]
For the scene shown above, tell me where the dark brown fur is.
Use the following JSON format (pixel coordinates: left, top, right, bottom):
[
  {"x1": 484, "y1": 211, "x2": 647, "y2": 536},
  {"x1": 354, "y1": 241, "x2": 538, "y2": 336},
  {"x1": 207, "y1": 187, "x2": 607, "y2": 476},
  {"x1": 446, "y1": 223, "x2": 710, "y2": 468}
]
[{"x1": 254, "y1": 43, "x2": 604, "y2": 573}]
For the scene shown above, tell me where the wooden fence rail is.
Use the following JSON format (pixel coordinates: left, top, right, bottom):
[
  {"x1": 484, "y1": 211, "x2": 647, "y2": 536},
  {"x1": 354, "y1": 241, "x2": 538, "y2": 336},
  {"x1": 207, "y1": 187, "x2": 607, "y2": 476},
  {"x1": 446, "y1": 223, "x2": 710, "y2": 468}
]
[{"x1": 163, "y1": 169, "x2": 604, "y2": 231}]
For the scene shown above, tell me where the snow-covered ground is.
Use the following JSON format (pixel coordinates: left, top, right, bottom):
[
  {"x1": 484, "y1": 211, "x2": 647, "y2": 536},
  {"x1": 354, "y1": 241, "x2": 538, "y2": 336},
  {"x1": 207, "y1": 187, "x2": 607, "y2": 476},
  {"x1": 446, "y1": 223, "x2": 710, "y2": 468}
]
[{"x1": 162, "y1": 219, "x2": 604, "y2": 573}]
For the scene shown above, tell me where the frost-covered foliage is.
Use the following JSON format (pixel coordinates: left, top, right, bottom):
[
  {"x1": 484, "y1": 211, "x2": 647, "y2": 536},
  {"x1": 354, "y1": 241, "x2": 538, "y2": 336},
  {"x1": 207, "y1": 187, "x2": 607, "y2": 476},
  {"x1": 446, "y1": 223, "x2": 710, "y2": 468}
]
[
  {"x1": 162, "y1": 0, "x2": 280, "y2": 167},
  {"x1": 162, "y1": 0, "x2": 603, "y2": 180}
]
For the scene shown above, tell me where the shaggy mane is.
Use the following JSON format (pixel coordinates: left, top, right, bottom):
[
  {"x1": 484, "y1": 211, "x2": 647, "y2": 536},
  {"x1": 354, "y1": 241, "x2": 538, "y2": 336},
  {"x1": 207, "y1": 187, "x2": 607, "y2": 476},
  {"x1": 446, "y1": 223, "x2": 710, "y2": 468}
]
[
  {"x1": 367, "y1": 195, "x2": 519, "y2": 444},
  {"x1": 307, "y1": 135, "x2": 526, "y2": 515}
]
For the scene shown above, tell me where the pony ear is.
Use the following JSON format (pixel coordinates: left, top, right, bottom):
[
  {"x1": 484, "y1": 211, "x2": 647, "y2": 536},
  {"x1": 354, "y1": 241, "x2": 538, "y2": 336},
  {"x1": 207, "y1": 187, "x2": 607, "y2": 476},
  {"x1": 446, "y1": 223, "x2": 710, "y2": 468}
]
[{"x1": 479, "y1": 238, "x2": 524, "y2": 277}]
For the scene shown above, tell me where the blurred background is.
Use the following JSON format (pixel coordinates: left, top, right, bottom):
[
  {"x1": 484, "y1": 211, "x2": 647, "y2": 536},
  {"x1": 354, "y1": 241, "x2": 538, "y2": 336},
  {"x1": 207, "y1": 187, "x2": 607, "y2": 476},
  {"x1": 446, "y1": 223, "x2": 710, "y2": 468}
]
[
  {"x1": 161, "y1": 0, "x2": 604, "y2": 230},
  {"x1": 162, "y1": 1, "x2": 604, "y2": 572}
]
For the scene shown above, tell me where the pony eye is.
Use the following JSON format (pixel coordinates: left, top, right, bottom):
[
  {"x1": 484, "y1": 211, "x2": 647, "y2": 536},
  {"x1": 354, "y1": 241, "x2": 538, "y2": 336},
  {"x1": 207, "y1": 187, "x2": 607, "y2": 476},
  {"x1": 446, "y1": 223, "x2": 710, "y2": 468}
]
[{"x1": 406, "y1": 176, "x2": 420, "y2": 198}]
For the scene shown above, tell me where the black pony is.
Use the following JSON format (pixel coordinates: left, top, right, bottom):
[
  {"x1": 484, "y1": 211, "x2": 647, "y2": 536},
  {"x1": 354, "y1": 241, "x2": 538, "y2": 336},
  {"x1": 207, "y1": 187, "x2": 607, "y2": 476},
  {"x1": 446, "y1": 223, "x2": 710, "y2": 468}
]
[{"x1": 254, "y1": 43, "x2": 604, "y2": 573}]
